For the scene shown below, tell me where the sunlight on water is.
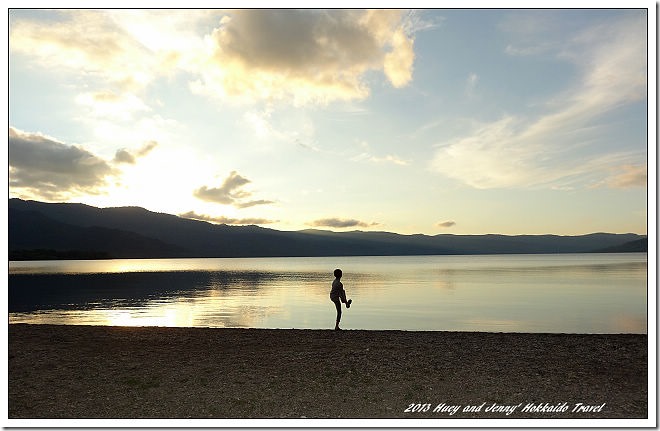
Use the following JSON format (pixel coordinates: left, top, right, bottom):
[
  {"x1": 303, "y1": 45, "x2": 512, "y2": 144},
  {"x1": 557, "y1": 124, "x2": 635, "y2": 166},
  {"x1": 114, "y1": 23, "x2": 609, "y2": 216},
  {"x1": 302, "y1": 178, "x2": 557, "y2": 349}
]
[{"x1": 9, "y1": 254, "x2": 648, "y2": 333}]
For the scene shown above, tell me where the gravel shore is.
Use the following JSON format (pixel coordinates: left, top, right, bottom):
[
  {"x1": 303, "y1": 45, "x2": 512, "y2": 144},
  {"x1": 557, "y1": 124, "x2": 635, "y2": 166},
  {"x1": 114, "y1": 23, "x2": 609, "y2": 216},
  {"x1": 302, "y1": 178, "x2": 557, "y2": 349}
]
[{"x1": 8, "y1": 324, "x2": 647, "y2": 420}]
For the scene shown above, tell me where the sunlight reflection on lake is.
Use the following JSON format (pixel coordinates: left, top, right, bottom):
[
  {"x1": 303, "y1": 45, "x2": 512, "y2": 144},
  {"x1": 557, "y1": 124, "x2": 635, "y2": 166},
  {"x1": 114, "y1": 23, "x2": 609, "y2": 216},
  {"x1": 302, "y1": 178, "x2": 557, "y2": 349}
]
[{"x1": 8, "y1": 254, "x2": 648, "y2": 333}]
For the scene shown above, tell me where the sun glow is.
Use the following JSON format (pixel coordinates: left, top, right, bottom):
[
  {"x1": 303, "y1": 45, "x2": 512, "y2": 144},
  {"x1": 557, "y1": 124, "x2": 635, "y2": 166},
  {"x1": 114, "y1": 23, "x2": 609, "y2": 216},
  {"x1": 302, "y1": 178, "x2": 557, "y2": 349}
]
[{"x1": 83, "y1": 145, "x2": 212, "y2": 214}]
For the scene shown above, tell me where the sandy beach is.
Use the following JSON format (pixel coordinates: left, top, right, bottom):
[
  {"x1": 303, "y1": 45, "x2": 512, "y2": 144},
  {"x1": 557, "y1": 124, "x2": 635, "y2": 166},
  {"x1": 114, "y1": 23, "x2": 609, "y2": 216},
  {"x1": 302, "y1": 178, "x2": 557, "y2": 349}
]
[{"x1": 8, "y1": 324, "x2": 647, "y2": 420}]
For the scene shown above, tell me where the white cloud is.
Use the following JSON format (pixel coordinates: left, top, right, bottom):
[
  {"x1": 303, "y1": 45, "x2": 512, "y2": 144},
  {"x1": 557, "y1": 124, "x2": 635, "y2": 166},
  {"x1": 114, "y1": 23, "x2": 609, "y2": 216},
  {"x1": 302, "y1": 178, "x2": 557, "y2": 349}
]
[
  {"x1": 352, "y1": 153, "x2": 410, "y2": 166},
  {"x1": 384, "y1": 28, "x2": 415, "y2": 88},
  {"x1": 432, "y1": 116, "x2": 537, "y2": 189},
  {"x1": 10, "y1": 11, "x2": 157, "y2": 90},
  {"x1": 597, "y1": 164, "x2": 647, "y2": 189},
  {"x1": 11, "y1": 11, "x2": 194, "y2": 155},
  {"x1": 431, "y1": 13, "x2": 647, "y2": 190},
  {"x1": 10, "y1": 8, "x2": 419, "y2": 161},
  {"x1": 465, "y1": 72, "x2": 479, "y2": 97},
  {"x1": 351, "y1": 140, "x2": 410, "y2": 166},
  {"x1": 243, "y1": 110, "x2": 274, "y2": 140},
  {"x1": 105, "y1": 9, "x2": 212, "y2": 56},
  {"x1": 75, "y1": 91, "x2": 151, "y2": 121},
  {"x1": 10, "y1": 10, "x2": 215, "y2": 89},
  {"x1": 242, "y1": 108, "x2": 304, "y2": 143},
  {"x1": 505, "y1": 43, "x2": 555, "y2": 57},
  {"x1": 242, "y1": 108, "x2": 319, "y2": 155},
  {"x1": 402, "y1": 10, "x2": 444, "y2": 34}
]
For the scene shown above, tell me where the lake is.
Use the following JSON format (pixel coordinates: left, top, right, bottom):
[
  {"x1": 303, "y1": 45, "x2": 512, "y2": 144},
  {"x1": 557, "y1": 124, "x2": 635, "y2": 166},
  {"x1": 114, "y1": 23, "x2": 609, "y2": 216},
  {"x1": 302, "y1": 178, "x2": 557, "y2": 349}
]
[{"x1": 8, "y1": 253, "x2": 648, "y2": 333}]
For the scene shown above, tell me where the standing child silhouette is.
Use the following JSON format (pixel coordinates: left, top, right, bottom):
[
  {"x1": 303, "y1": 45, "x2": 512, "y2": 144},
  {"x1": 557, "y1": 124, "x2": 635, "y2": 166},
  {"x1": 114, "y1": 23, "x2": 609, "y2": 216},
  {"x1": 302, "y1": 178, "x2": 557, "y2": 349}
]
[{"x1": 330, "y1": 268, "x2": 352, "y2": 330}]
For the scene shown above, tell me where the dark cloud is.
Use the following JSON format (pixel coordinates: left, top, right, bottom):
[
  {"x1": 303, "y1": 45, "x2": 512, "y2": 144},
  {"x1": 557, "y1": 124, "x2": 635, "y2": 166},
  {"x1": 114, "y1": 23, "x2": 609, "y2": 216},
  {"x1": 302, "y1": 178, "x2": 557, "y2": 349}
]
[
  {"x1": 437, "y1": 221, "x2": 456, "y2": 228},
  {"x1": 216, "y1": 10, "x2": 382, "y2": 72},
  {"x1": 136, "y1": 140, "x2": 158, "y2": 157},
  {"x1": 113, "y1": 140, "x2": 158, "y2": 165},
  {"x1": 309, "y1": 218, "x2": 379, "y2": 229},
  {"x1": 113, "y1": 148, "x2": 136, "y2": 164},
  {"x1": 200, "y1": 10, "x2": 415, "y2": 103},
  {"x1": 193, "y1": 171, "x2": 274, "y2": 208},
  {"x1": 236, "y1": 199, "x2": 276, "y2": 209},
  {"x1": 193, "y1": 171, "x2": 251, "y2": 205},
  {"x1": 179, "y1": 211, "x2": 277, "y2": 226},
  {"x1": 9, "y1": 127, "x2": 116, "y2": 200}
]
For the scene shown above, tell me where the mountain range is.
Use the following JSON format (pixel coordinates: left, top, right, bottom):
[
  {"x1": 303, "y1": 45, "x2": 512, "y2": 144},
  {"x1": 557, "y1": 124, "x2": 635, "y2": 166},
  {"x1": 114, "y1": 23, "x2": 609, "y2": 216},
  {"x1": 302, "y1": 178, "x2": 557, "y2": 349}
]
[{"x1": 8, "y1": 198, "x2": 647, "y2": 260}]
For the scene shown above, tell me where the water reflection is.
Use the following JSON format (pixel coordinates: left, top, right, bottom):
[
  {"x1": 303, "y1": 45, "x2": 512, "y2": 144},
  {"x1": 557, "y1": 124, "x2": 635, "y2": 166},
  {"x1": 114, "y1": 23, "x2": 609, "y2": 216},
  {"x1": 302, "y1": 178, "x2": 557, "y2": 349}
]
[
  {"x1": 9, "y1": 269, "x2": 329, "y2": 328},
  {"x1": 8, "y1": 254, "x2": 647, "y2": 333}
]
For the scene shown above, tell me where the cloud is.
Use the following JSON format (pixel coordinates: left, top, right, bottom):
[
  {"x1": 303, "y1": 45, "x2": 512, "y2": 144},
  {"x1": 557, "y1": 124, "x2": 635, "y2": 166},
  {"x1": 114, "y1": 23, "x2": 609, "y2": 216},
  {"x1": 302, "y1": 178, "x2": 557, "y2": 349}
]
[
  {"x1": 352, "y1": 153, "x2": 410, "y2": 166},
  {"x1": 9, "y1": 127, "x2": 116, "y2": 200},
  {"x1": 235, "y1": 199, "x2": 277, "y2": 209},
  {"x1": 194, "y1": 171, "x2": 250, "y2": 204},
  {"x1": 11, "y1": 10, "x2": 417, "y2": 107},
  {"x1": 402, "y1": 10, "x2": 445, "y2": 34},
  {"x1": 504, "y1": 43, "x2": 554, "y2": 57},
  {"x1": 598, "y1": 164, "x2": 647, "y2": 189},
  {"x1": 383, "y1": 27, "x2": 415, "y2": 88},
  {"x1": 10, "y1": 10, "x2": 158, "y2": 90},
  {"x1": 431, "y1": 13, "x2": 647, "y2": 190},
  {"x1": 113, "y1": 149, "x2": 136, "y2": 165},
  {"x1": 114, "y1": 141, "x2": 158, "y2": 164},
  {"x1": 296, "y1": 140, "x2": 323, "y2": 153},
  {"x1": 351, "y1": 141, "x2": 410, "y2": 166},
  {"x1": 309, "y1": 218, "x2": 379, "y2": 229},
  {"x1": 76, "y1": 91, "x2": 151, "y2": 121},
  {"x1": 10, "y1": 10, "x2": 215, "y2": 88},
  {"x1": 10, "y1": 11, "x2": 206, "y2": 146},
  {"x1": 465, "y1": 73, "x2": 479, "y2": 97},
  {"x1": 179, "y1": 211, "x2": 276, "y2": 225},
  {"x1": 499, "y1": 11, "x2": 565, "y2": 57},
  {"x1": 437, "y1": 221, "x2": 456, "y2": 228},
  {"x1": 193, "y1": 9, "x2": 416, "y2": 105},
  {"x1": 193, "y1": 171, "x2": 275, "y2": 208}
]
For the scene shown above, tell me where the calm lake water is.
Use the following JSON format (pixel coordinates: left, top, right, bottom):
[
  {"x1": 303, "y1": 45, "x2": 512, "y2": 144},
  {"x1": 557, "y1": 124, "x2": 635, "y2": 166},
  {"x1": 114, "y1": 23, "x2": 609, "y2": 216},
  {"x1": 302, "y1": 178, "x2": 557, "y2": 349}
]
[{"x1": 8, "y1": 253, "x2": 648, "y2": 333}]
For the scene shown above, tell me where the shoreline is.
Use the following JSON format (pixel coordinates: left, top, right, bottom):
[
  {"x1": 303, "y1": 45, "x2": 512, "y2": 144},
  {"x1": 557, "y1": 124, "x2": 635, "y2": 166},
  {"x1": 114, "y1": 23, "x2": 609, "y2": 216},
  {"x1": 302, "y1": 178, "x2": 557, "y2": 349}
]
[{"x1": 8, "y1": 324, "x2": 648, "y2": 419}]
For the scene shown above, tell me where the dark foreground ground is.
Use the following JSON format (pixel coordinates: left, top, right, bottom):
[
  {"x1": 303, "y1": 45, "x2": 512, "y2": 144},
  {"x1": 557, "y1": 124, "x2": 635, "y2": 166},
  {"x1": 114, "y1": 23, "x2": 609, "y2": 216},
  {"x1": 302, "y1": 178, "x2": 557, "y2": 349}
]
[{"x1": 8, "y1": 324, "x2": 647, "y2": 419}]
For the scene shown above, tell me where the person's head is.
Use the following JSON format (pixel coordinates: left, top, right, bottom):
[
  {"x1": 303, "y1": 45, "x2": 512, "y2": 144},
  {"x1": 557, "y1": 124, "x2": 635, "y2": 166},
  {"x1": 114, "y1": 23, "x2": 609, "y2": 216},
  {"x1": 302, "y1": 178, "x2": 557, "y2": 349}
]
[{"x1": 333, "y1": 268, "x2": 342, "y2": 279}]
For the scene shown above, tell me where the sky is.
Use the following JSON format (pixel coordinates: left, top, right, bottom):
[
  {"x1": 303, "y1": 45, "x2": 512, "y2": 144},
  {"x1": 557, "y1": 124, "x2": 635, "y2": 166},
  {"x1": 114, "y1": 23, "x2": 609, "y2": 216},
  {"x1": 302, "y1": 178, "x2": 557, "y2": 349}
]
[{"x1": 7, "y1": 7, "x2": 654, "y2": 236}]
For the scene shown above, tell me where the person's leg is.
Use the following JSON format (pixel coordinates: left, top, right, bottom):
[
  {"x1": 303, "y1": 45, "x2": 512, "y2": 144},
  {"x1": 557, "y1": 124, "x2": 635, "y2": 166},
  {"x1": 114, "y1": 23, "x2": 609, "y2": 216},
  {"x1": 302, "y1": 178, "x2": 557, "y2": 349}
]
[{"x1": 332, "y1": 297, "x2": 342, "y2": 329}]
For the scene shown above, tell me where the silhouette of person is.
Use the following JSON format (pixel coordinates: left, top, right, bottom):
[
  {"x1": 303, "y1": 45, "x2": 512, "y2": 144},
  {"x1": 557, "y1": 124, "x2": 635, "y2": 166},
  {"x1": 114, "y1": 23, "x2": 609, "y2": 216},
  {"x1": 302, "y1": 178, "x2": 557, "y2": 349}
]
[{"x1": 330, "y1": 268, "x2": 352, "y2": 330}]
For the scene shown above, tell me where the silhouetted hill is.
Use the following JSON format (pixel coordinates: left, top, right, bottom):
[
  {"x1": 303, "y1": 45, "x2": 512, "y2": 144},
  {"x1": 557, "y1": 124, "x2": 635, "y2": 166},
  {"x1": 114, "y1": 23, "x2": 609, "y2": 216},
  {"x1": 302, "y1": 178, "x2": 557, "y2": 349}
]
[
  {"x1": 9, "y1": 208, "x2": 185, "y2": 259},
  {"x1": 592, "y1": 238, "x2": 648, "y2": 253},
  {"x1": 8, "y1": 199, "x2": 647, "y2": 259}
]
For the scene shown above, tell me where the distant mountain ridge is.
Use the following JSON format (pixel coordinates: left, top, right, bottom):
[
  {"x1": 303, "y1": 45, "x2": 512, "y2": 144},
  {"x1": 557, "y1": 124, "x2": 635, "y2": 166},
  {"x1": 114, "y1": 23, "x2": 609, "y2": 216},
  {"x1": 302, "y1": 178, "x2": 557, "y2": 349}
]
[{"x1": 8, "y1": 199, "x2": 647, "y2": 260}]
